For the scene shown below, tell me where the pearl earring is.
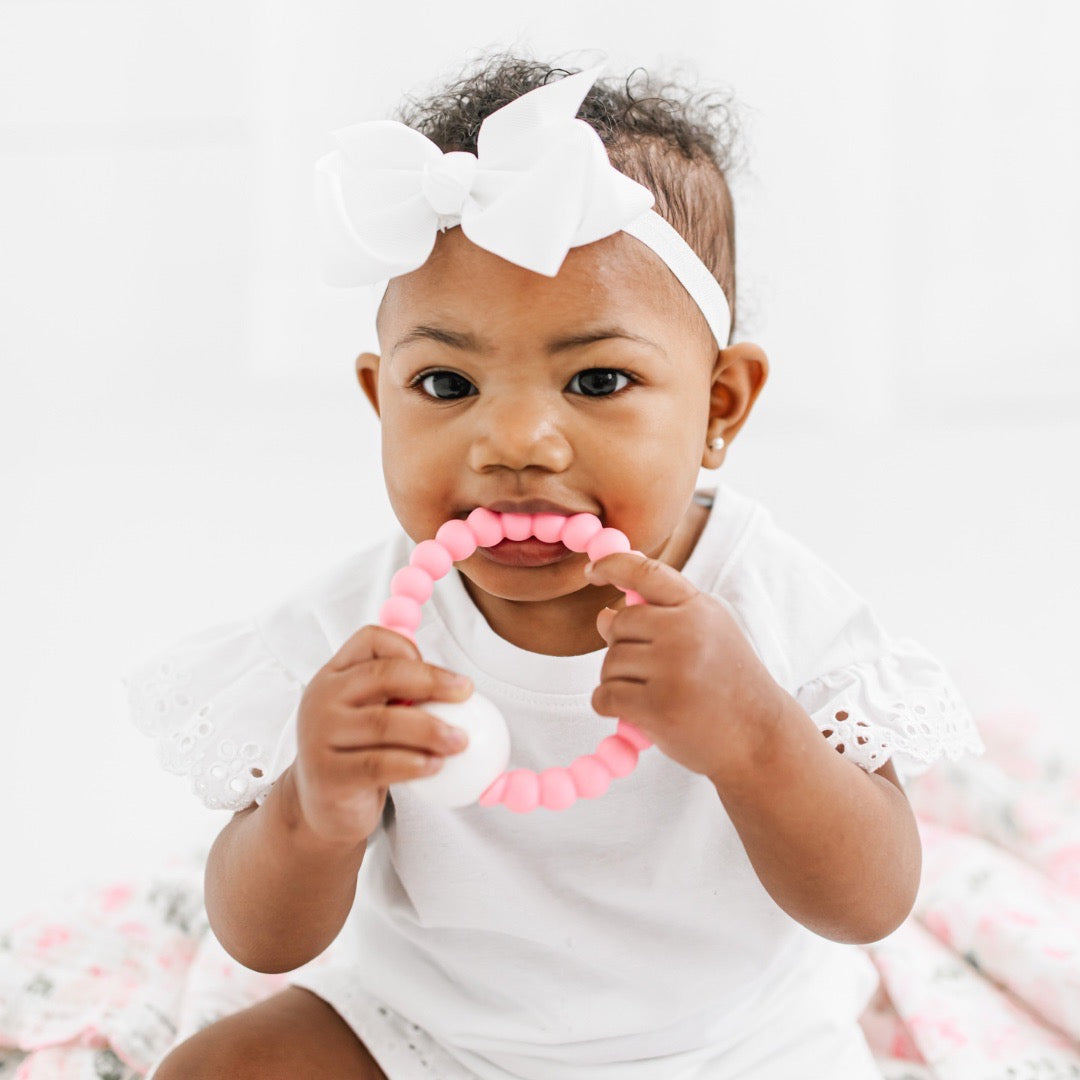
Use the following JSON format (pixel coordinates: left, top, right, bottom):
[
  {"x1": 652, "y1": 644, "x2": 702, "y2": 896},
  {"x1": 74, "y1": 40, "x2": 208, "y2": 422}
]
[{"x1": 708, "y1": 436, "x2": 725, "y2": 451}]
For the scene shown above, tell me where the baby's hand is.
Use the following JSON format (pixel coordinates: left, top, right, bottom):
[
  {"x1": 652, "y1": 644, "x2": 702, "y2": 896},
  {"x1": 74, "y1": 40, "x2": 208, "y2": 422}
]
[
  {"x1": 585, "y1": 553, "x2": 786, "y2": 786},
  {"x1": 292, "y1": 626, "x2": 472, "y2": 847}
]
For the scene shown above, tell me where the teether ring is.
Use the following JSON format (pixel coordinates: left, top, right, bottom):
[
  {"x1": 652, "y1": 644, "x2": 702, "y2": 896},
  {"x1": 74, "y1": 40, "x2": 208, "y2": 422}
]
[
  {"x1": 402, "y1": 694, "x2": 512, "y2": 808},
  {"x1": 379, "y1": 510, "x2": 653, "y2": 812}
]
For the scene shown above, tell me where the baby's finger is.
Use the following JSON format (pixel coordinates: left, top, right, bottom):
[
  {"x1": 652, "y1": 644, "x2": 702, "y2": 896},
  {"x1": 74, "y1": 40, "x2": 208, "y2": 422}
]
[
  {"x1": 336, "y1": 657, "x2": 472, "y2": 707},
  {"x1": 599, "y1": 641, "x2": 653, "y2": 685},
  {"x1": 596, "y1": 601, "x2": 657, "y2": 645},
  {"x1": 596, "y1": 606, "x2": 617, "y2": 643},
  {"x1": 328, "y1": 623, "x2": 420, "y2": 673},
  {"x1": 591, "y1": 678, "x2": 648, "y2": 724},
  {"x1": 330, "y1": 703, "x2": 469, "y2": 757},
  {"x1": 585, "y1": 552, "x2": 698, "y2": 607},
  {"x1": 330, "y1": 745, "x2": 448, "y2": 787}
]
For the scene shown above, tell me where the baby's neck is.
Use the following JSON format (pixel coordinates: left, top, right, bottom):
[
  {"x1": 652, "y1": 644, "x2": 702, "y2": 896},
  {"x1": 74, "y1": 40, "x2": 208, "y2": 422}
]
[{"x1": 461, "y1": 498, "x2": 710, "y2": 656}]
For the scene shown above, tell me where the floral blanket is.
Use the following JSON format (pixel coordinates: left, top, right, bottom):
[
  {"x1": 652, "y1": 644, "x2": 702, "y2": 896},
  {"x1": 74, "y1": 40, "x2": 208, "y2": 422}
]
[{"x1": 2, "y1": 709, "x2": 1078, "y2": 1080}]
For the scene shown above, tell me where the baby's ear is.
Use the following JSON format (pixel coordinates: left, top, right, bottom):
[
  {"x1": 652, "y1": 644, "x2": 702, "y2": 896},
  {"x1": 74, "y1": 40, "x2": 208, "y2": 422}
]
[
  {"x1": 703, "y1": 342, "x2": 768, "y2": 465},
  {"x1": 355, "y1": 352, "x2": 381, "y2": 417}
]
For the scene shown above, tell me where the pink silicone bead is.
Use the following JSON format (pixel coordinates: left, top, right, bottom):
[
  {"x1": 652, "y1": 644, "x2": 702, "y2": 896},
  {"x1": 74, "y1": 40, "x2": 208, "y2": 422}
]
[
  {"x1": 466, "y1": 507, "x2": 505, "y2": 548},
  {"x1": 410, "y1": 539, "x2": 453, "y2": 579},
  {"x1": 569, "y1": 755, "x2": 612, "y2": 798},
  {"x1": 595, "y1": 734, "x2": 639, "y2": 778},
  {"x1": 586, "y1": 527, "x2": 632, "y2": 562},
  {"x1": 390, "y1": 565, "x2": 434, "y2": 603},
  {"x1": 561, "y1": 513, "x2": 604, "y2": 552},
  {"x1": 539, "y1": 767, "x2": 578, "y2": 810},
  {"x1": 617, "y1": 720, "x2": 653, "y2": 751},
  {"x1": 478, "y1": 772, "x2": 510, "y2": 806},
  {"x1": 501, "y1": 512, "x2": 533, "y2": 541},
  {"x1": 531, "y1": 513, "x2": 567, "y2": 543},
  {"x1": 435, "y1": 519, "x2": 478, "y2": 561},
  {"x1": 503, "y1": 769, "x2": 541, "y2": 813},
  {"x1": 379, "y1": 596, "x2": 422, "y2": 631}
]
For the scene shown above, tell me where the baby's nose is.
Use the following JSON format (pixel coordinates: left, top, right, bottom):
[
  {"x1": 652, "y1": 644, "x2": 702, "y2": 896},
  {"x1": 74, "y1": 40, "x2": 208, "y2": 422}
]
[{"x1": 466, "y1": 398, "x2": 572, "y2": 474}]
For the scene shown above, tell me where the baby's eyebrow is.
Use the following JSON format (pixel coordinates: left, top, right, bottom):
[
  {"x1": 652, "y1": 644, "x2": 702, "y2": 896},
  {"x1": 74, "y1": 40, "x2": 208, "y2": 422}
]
[{"x1": 392, "y1": 324, "x2": 664, "y2": 357}]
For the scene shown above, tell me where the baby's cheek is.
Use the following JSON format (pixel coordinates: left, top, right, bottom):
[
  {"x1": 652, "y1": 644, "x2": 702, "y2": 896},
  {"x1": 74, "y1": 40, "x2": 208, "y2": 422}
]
[
  {"x1": 383, "y1": 445, "x2": 451, "y2": 540},
  {"x1": 619, "y1": 488, "x2": 695, "y2": 556}
]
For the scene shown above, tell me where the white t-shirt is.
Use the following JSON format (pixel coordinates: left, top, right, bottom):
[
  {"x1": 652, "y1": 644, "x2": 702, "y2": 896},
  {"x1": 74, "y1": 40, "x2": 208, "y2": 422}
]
[{"x1": 125, "y1": 482, "x2": 984, "y2": 1078}]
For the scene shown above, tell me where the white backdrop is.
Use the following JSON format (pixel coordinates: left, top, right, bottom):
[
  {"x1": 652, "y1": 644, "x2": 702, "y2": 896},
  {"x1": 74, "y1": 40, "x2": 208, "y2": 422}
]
[{"x1": 2, "y1": 0, "x2": 1078, "y2": 925}]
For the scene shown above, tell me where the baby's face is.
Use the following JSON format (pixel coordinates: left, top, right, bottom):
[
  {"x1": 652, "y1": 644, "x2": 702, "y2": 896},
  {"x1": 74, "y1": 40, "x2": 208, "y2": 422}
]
[{"x1": 361, "y1": 226, "x2": 719, "y2": 605}]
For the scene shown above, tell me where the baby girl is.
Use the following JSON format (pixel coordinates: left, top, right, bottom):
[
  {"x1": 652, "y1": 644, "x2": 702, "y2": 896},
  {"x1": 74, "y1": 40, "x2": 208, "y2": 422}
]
[{"x1": 128, "y1": 52, "x2": 984, "y2": 1080}]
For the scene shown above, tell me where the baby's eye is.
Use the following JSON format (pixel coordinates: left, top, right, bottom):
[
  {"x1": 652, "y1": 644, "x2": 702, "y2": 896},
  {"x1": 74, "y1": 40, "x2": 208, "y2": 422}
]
[
  {"x1": 566, "y1": 369, "x2": 632, "y2": 397},
  {"x1": 415, "y1": 371, "x2": 477, "y2": 400}
]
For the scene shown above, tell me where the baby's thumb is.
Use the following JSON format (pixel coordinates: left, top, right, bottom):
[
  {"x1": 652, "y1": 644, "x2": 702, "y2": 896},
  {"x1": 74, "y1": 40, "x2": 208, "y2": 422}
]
[{"x1": 596, "y1": 607, "x2": 617, "y2": 643}]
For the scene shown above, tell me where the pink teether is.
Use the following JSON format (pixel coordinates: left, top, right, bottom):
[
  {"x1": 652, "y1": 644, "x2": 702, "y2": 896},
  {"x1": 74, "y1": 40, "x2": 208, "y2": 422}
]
[
  {"x1": 435, "y1": 519, "x2": 478, "y2": 561},
  {"x1": 501, "y1": 512, "x2": 533, "y2": 541},
  {"x1": 570, "y1": 755, "x2": 612, "y2": 798},
  {"x1": 531, "y1": 513, "x2": 567, "y2": 543},
  {"x1": 538, "y1": 767, "x2": 577, "y2": 810},
  {"x1": 503, "y1": 769, "x2": 541, "y2": 813},
  {"x1": 586, "y1": 527, "x2": 632, "y2": 562},
  {"x1": 410, "y1": 539, "x2": 454, "y2": 579},
  {"x1": 560, "y1": 513, "x2": 605, "y2": 552},
  {"x1": 378, "y1": 595, "x2": 423, "y2": 632},
  {"x1": 380, "y1": 510, "x2": 653, "y2": 813},
  {"x1": 465, "y1": 507, "x2": 504, "y2": 547},
  {"x1": 390, "y1": 565, "x2": 434, "y2": 604},
  {"x1": 596, "y1": 734, "x2": 639, "y2": 777}
]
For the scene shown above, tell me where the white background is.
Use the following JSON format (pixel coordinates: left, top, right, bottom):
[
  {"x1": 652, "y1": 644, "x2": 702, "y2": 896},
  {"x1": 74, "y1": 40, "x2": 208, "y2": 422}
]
[{"x1": 2, "y1": 0, "x2": 1078, "y2": 925}]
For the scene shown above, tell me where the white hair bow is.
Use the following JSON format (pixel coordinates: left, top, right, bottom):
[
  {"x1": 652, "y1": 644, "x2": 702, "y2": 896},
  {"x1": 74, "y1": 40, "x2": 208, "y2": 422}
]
[
  {"x1": 314, "y1": 64, "x2": 733, "y2": 346},
  {"x1": 314, "y1": 64, "x2": 655, "y2": 282}
]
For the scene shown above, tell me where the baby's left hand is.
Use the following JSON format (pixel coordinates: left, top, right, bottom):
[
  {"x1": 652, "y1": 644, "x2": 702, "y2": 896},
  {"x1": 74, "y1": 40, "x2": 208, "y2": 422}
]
[{"x1": 586, "y1": 551, "x2": 785, "y2": 784}]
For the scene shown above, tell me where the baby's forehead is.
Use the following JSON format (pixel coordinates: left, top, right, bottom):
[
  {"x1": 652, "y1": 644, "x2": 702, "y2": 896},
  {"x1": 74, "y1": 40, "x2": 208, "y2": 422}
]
[{"x1": 378, "y1": 227, "x2": 709, "y2": 354}]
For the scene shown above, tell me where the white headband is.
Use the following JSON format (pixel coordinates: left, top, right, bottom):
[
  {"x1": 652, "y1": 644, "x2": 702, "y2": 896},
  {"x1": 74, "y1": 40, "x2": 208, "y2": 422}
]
[{"x1": 314, "y1": 64, "x2": 732, "y2": 348}]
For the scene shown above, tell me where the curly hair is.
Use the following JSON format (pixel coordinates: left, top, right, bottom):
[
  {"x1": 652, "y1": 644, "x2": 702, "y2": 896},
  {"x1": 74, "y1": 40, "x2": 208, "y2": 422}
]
[{"x1": 393, "y1": 50, "x2": 742, "y2": 339}]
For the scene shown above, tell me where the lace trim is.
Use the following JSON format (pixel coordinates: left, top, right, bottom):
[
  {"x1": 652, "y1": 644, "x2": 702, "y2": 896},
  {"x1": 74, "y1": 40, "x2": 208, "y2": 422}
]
[
  {"x1": 124, "y1": 653, "x2": 300, "y2": 811},
  {"x1": 801, "y1": 676, "x2": 986, "y2": 776}
]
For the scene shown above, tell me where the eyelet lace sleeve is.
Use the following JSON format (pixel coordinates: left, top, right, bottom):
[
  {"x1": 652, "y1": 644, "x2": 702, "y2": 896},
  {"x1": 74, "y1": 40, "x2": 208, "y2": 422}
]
[
  {"x1": 796, "y1": 637, "x2": 986, "y2": 784},
  {"x1": 121, "y1": 619, "x2": 306, "y2": 811}
]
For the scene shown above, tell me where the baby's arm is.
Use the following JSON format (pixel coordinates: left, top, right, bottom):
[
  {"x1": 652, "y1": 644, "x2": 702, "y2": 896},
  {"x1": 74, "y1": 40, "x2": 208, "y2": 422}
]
[
  {"x1": 204, "y1": 625, "x2": 472, "y2": 973},
  {"x1": 709, "y1": 699, "x2": 919, "y2": 945},
  {"x1": 587, "y1": 553, "x2": 921, "y2": 946},
  {"x1": 204, "y1": 765, "x2": 370, "y2": 974}
]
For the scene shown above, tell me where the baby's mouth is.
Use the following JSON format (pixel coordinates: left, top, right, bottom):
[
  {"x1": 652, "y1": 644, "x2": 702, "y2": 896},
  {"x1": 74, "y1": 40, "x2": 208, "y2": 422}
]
[
  {"x1": 455, "y1": 505, "x2": 604, "y2": 568},
  {"x1": 478, "y1": 536, "x2": 574, "y2": 569}
]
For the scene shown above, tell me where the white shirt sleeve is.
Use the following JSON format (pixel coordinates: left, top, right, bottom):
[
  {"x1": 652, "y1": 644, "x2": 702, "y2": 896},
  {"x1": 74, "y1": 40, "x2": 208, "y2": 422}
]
[
  {"x1": 121, "y1": 614, "x2": 307, "y2": 811},
  {"x1": 716, "y1": 497, "x2": 985, "y2": 785},
  {"x1": 119, "y1": 542, "x2": 397, "y2": 812},
  {"x1": 794, "y1": 629, "x2": 983, "y2": 783}
]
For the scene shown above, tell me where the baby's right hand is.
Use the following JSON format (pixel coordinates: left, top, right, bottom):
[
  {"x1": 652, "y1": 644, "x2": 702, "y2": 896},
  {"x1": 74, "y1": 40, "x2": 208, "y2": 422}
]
[{"x1": 292, "y1": 625, "x2": 472, "y2": 847}]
